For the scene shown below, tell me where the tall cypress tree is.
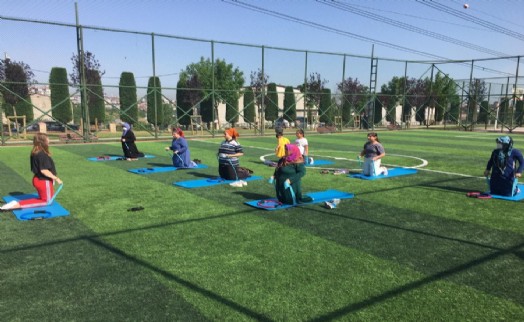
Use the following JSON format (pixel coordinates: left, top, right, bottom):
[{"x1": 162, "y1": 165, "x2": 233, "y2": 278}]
[
  {"x1": 86, "y1": 69, "x2": 105, "y2": 125},
  {"x1": 226, "y1": 96, "x2": 239, "y2": 127},
  {"x1": 283, "y1": 86, "x2": 296, "y2": 122},
  {"x1": 49, "y1": 67, "x2": 72, "y2": 124},
  {"x1": 119, "y1": 72, "x2": 138, "y2": 124},
  {"x1": 176, "y1": 79, "x2": 192, "y2": 127},
  {"x1": 265, "y1": 82, "x2": 279, "y2": 122},
  {"x1": 319, "y1": 88, "x2": 332, "y2": 124},
  {"x1": 243, "y1": 88, "x2": 255, "y2": 126},
  {"x1": 147, "y1": 76, "x2": 163, "y2": 127}
]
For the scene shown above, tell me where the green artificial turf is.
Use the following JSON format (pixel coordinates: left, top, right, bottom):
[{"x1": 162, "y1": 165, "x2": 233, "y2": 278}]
[{"x1": 0, "y1": 130, "x2": 522, "y2": 321}]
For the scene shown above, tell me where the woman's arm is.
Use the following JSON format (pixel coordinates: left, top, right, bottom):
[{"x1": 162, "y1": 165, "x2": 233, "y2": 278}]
[{"x1": 41, "y1": 169, "x2": 62, "y2": 184}]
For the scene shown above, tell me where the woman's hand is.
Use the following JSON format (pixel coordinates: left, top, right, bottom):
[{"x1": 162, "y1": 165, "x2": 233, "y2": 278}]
[
  {"x1": 55, "y1": 177, "x2": 63, "y2": 185},
  {"x1": 516, "y1": 173, "x2": 522, "y2": 178},
  {"x1": 165, "y1": 147, "x2": 170, "y2": 151}
]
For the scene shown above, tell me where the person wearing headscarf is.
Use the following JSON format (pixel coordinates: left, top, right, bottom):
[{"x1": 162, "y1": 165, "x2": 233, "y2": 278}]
[
  {"x1": 359, "y1": 132, "x2": 388, "y2": 176},
  {"x1": 218, "y1": 128, "x2": 248, "y2": 181},
  {"x1": 165, "y1": 128, "x2": 195, "y2": 168},
  {"x1": 484, "y1": 136, "x2": 523, "y2": 196},
  {"x1": 121, "y1": 122, "x2": 144, "y2": 160},
  {"x1": 272, "y1": 144, "x2": 312, "y2": 205},
  {"x1": 1, "y1": 133, "x2": 63, "y2": 211}
]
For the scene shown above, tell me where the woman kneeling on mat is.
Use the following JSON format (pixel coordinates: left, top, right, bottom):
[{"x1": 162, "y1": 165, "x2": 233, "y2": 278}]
[
  {"x1": 218, "y1": 128, "x2": 249, "y2": 183},
  {"x1": 165, "y1": 128, "x2": 195, "y2": 168},
  {"x1": 359, "y1": 132, "x2": 388, "y2": 176},
  {"x1": 1, "y1": 133, "x2": 62, "y2": 211},
  {"x1": 121, "y1": 122, "x2": 144, "y2": 160},
  {"x1": 484, "y1": 136, "x2": 523, "y2": 196},
  {"x1": 272, "y1": 144, "x2": 313, "y2": 205}
]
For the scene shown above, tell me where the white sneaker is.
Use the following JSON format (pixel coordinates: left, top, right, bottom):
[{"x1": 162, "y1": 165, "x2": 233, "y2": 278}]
[
  {"x1": 382, "y1": 168, "x2": 388, "y2": 176},
  {"x1": 240, "y1": 180, "x2": 248, "y2": 186},
  {"x1": 229, "y1": 181, "x2": 244, "y2": 187},
  {"x1": 1, "y1": 200, "x2": 18, "y2": 210},
  {"x1": 331, "y1": 199, "x2": 341, "y2": 206},
  {"x1": 324, "y1": 201, "x2": 336, "y2": 209}
]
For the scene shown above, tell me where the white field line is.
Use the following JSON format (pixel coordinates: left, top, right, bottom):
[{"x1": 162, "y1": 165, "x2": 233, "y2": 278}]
[{"x1": 194, "y1": 140, "x2": 485, "y2": 180}]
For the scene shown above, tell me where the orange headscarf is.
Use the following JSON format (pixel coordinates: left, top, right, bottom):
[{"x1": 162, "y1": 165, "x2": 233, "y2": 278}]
[{"x1": 225, "y1": 128, "x2": 239, "y2": 140}]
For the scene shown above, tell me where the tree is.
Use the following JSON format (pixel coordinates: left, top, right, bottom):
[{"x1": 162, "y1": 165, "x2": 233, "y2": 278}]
[
  {"x1": 243, "y1": 87, "x2": 256, "y2": 127},
  {"x1": 147, "y1": 76, "x2": 164, "y2": 128},
  {"x1": 381, "y1": 76, "x2": 430, "y2": 125},
  {"x1": 298, "y1": 72, "x2": 328, "y2": 125},
  {"x1": 283, "y1": 86, "x2": 296, "y2": 122},
  {"x1": 265, "y1": 82, "x2": 279, "y2": 123},
  {"x1": 466, "y1": 78, "x2": 487, "y2": 125},
  {"x1": 162, "y1": 102, "x2": 173, "y2": 129},
  {"x1": 119, "y1": 72, "x2": 138, "y2": 124},
  {"x1": 49, "y1": 67, "x2": 72, "y2": 124},
  {"x1": 250, "y1": 69, "x2": 269, "y2": 125},
  {"x1": 0, "y1": 58, "x2": 34, "y2": 124},
  {"x1": 70, "y1": 51, "x2": 106, "y2": 125},
  {"x1": 88, "y1": 70, "x2": 105, "y2": 125},
  {"x1": 176, "y1": 79, "x2": 192, "y2": 127},
  {"x1": 319, "y1": 88, "x2": 332, "y2": 124},
  {"x1": 225, "y1": 96, "x2": 239, "y2": 127},
  {"x1": 179, "y1": 57, "x2": 244, "y2": 128},
  {"x1": 337, "y1": 77, "x2": 368, "y2": 125},
  {"x1": 428, "y1": 72, "x2": 458, "y2": 122}
]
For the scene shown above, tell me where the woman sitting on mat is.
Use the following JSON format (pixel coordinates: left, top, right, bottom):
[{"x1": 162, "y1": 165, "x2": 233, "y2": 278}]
[
  {"x1": 272, "y1": 144, "x2": 312, "y2": 205},
  {"x1": 359, "y1": 132, "x2": 388, "y2": 176},
  {"x1": 484, "y1": 136, "x2": 523, "y2": 196},
  {"x1": 165, "y1": 127, "x2": 195, "y2": 168},
  {"x1": 1, "y1": 133, "x2": 62, "y2": 211},
  {"x1": 121, "y1": 122, "x2": 144, "y2": 160},
  {"x1": 218, "y1": 128, "x2": 249, "y2": 183}
]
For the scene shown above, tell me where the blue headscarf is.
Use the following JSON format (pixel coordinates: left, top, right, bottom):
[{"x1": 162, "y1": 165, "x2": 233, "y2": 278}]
[
  {"x1": 495, "y1": 136, "x2": 513, "y2": 170},
  {"x1": 122, "y1": 122, "x2": 131, "y2": 136}
]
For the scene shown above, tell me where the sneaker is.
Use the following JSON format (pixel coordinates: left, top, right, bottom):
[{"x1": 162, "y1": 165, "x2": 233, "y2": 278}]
[
  {"x1": 382, "y1": 168, "x2": 388, "y2": 176},
  {"x1": 0, "y1": 200, "x2": 19, "y2": 210},
  {"x1": 324, "y1": 201, "x2": 336, "y2": 209},
  {"x1": 331, "y1": 199, "x2": 341, "y2": 206},
  {"x1": 229, "y1": 181, "x2": 244, "y2": 187},
  {"x1": 240, "y1": 180, "x2": 248, "y2": 186}
]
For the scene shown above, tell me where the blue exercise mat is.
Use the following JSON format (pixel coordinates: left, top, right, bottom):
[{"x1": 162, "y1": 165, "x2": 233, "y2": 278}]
[
  {"x1": 2, "y1": 194, "x2": 70, "y2": 221},
  {"x1": 129, "y1": 164, "x2": 208, "y2": 174},
  {"x1": 349, "y1": 167, "x2": 418, "y2": 180},
  {"x1": 489, "y1": 183, "x2": 524, "y2": 201},
  {"x1": 174, "y1": 175, "x2": 263, "y2": 188},
  {"x1": 245, "y1": 189, "x2": 354, "y2": 211},
  {"x1": 87, "y1": 154, "x2": 155, "y2": 161},
  {"x1": 306, "y1": 159, "x2": 334, "y2": 167}
]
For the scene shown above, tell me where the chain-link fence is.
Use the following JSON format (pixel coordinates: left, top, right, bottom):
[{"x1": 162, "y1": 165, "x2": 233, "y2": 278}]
[{"x1": 1, "y1": 13, "x2": 522, "y2": 145}]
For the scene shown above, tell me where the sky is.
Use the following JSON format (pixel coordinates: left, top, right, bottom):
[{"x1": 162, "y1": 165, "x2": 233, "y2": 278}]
[{"x1": 1, "y1": 0, "x2": 523, "y2": 97}]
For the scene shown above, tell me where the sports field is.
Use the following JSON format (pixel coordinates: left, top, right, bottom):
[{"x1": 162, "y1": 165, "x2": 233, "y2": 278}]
[{"x1": 1, "y1": 129, "x2": 523, "y2": 321}]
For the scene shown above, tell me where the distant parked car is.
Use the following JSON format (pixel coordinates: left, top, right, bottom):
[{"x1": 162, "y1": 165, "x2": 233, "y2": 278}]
[
  {"x1": 45, "y1": 122, "x2": 65, "y2": 132},
  {"x1": 274, "y1": 117, "x2": 290, "y2": 129}
]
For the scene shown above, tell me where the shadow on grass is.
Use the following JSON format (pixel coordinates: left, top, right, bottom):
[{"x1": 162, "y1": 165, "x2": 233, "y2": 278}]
[
  {"x1": 259, "y1": 179, "x2": 524, "y2": 317},
  {"x1": 310, "y1": 241, "x2": 524, "y2": 321},
  {"x1": 0, "y1": 209, "x2": 273, "y2": 321}
]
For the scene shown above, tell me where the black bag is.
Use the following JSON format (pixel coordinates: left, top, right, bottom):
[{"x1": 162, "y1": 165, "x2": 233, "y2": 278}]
[{"x1": 237, "y1": 166, "x2": 254, "y2": 178}]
